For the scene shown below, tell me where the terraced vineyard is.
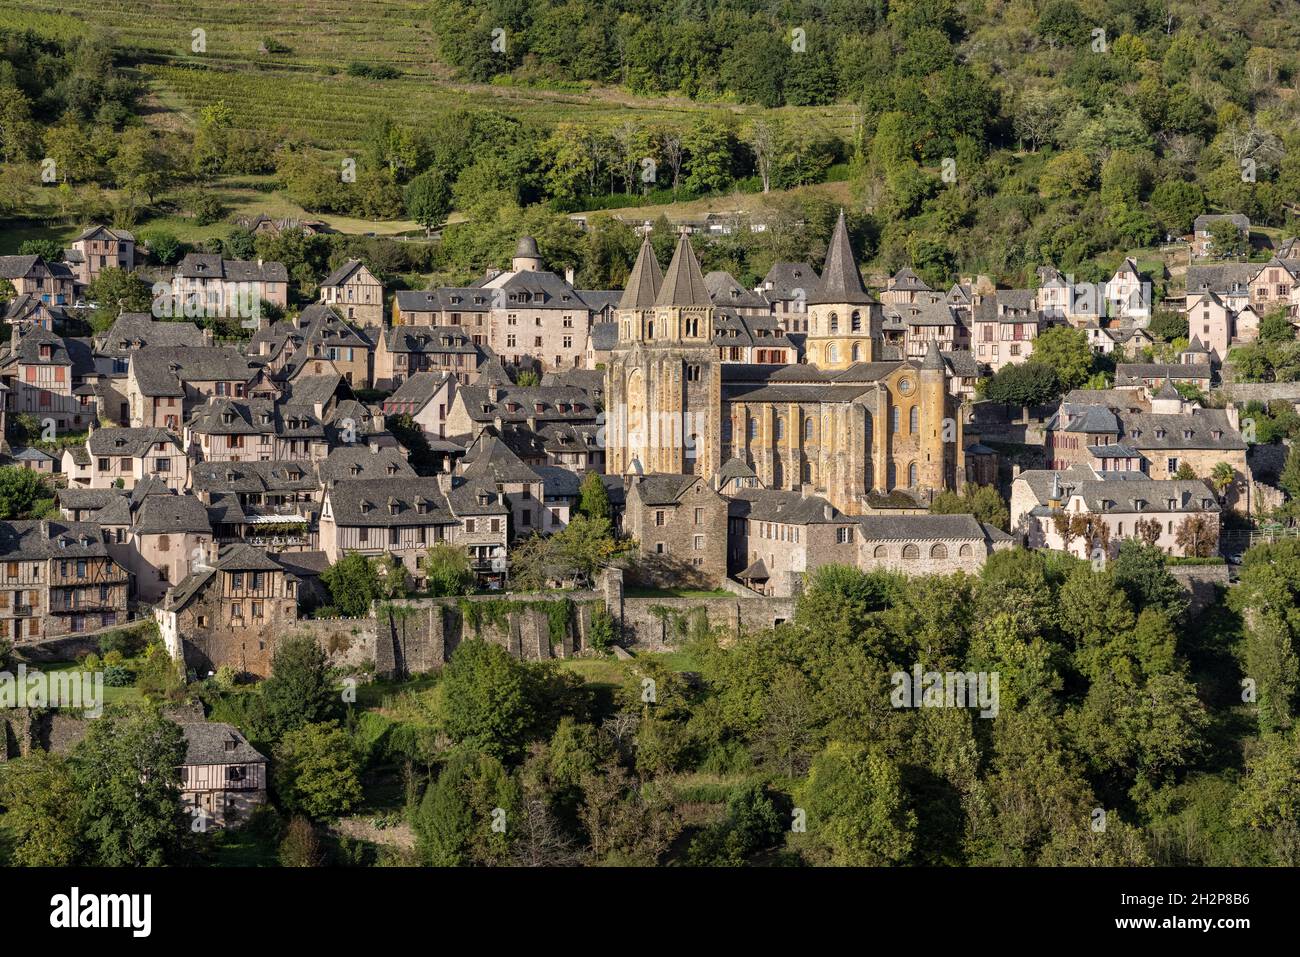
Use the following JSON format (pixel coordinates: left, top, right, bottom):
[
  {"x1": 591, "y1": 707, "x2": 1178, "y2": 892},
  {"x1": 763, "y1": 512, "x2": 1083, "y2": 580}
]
[
  {"x1": 4, "y1": 0, "x2": 856, "y2": 149},
  {"x1": 4, "y1": 0, "x2": 438, "y2": 74}
]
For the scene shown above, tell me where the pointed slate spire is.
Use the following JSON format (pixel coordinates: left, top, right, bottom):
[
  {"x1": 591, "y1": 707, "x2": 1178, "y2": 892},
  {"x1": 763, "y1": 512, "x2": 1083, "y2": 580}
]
[
  {"x1": 921, "y1": 338, "x2": 945, "y2": 371},
  {"x1": 809, "y1": 209, "x2": 875, "y2": 305},
  {"x1": 655, "y1": 230, "x2": 712, "y2": 308},
  {"x1": 619, "y1": 233, "x2": 663, "y2": 310}
]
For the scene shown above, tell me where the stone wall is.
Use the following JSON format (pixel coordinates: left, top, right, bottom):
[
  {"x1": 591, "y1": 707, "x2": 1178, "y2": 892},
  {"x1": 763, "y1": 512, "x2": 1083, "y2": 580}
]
[
  {"x1": 617, "y1": 594, "x2": 796, "y2": 650},
  {"x1": 0, "y1": 709, "x2": 89, "y2": 759},
  {"x1": 295, "y1": 617, "x2": 379, "y2": 672},
  {"x1": 1169, "y1": 563, "x2": 1231, "y2": 617},
  {"x1": 1221, "y1": 382, "x2": 1300, "y2": 404}
]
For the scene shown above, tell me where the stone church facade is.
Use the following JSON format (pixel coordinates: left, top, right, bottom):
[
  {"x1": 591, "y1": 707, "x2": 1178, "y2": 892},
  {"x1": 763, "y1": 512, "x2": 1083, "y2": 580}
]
[{"x1": 606, "y1": 215, "x2": 963, "y2": 515}]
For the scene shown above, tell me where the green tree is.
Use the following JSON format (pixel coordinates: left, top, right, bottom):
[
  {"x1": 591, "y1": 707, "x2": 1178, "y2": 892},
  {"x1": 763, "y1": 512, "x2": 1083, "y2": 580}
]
[
  {"x1": 279, "y1": 814, "x2": 325, "y2": 866},
  {"x1": 412, "y1": 749, "x2": 518, "y2": 866},
  {"x1": 576, "y1": 470, "x2": 611, "y2": 521},
  {"x1": 85, "y1": 267, "x2": 152, "y2": 333},
  {"x1": 404, "y1": 168, "x2": 452, "y2": 236},
  {"x1": 260, "y1": 635, "x2": 339, "y2": 739},
  {"x1": 442, "y1": 640, "x2": 530, "y2": 760},
  {"x1": 321, "y1": 552, "x2": 388, "y2": 616},
  {"x1": 273, "y1": 721, "x2": 363, "y2": 820},
  {"x1": 0, "y1": 750, "x2": 81, "y2": 865},
  {"x1": 798, "y1": 742, "x2": 915, "y2": 865},
  {"x1": 930, "y1": 483, "x2": 1010, "y2": 531},
  {"x1": 1232, "y1": 727, "x2": 1300, "y2": 865},
  {"x1": 982, "y1": 361, "x2": 1062, "y2": 408},
  {"x1": 0, "y1": 467, "x2": 54, "y2": 520},
  {"x1": 1259, "y1": 308, "x2": 1295, "y2": 343},
  {"x1": 423, "y1": 542, "x2": 475, "y2": 596},
  {"x1": 73, "y1": 710, "x2": 191, "y2": 866},
  {"x1": 1031, "y1": 325, "x2": 1094, "y2": 390}
]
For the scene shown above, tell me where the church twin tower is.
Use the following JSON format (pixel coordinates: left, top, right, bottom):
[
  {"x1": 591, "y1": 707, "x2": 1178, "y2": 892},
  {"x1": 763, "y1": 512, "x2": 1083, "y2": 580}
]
[{"x1": 605, "y1": 212, "x2": 959, "y2": 511}]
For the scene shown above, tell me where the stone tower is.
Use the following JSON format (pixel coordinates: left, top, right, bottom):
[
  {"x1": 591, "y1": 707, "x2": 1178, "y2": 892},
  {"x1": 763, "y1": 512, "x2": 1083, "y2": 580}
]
[
  {"x1": 805, "y1": 210, "x2": 881, "y2": 368},
  {"x1": 918, "y1": 340, "x2": 954, "y2": 490},
  {"x1": 607, "y1": 229, "x2": 721, "y2": 477}
]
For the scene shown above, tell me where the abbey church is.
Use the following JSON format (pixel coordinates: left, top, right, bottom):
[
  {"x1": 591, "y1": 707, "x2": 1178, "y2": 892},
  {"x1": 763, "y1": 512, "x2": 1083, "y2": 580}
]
[{"x1": 605, "y1": 212, "x2": 964, "y2": 515}]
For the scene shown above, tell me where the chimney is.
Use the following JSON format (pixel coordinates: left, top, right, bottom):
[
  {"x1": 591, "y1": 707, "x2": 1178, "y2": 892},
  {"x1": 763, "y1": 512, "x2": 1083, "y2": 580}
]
[
  {"x1": 202, "y1": 328, "x2": 214, "y2": 346},
  {"x1": 493, "y1": 415, "x2": 503, "y2": 431},
  {"x1": 564, "y1": 266, "x2": 575, "y2": 285},
  {"x1": 823, "y1": 504, "x2": 833, "y2": 521},
  {"x1": 437, "y1": 473, "x2": 452, "y2": 493},
  {"x1": 489, "y1": 385, "x2": 501, "y2": 403},
  {"x1": 9, "y1": 323, "x2": 17, "y2": 352}
]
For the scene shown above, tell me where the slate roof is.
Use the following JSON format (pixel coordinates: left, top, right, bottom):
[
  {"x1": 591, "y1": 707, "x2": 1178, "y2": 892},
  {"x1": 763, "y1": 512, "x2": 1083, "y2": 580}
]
[
  {"x1": 131, "y1": 347, "x2": 256, "y2": 396},
  {"x1": 587, "y1": 321, "x2": 618, "y2": 351},
  {"x1": 1117, "y1": 410, "x2": 1246, "y2": 450},
  {"x1": 394, "y1": 287, "x2": 492, "y2": 314},
  {"x1": 214, "y1": 542, "x2": 289, "y2": 571},
  {"x1": 888, "y1": 267, "x2": 932, "y2": 292},
  {"x1": 760, "y1": 262, "x2": 819, "y2": 302},
  {"x1": 857, "y1": 513, "x2": 989, "y2": 541},
  {"x1": 619, "y1": 235, "x2": 664, "y2": 310},
  {"x1": 384, "y1": 371, "x2": 448, "y2": 410},
  {"x1": 0, "y1": 254, "x2": 41, "y2": 280},
  {"x1": 179, "y1": 722, "x2": 266, "y2": 767},
  {"x1": 727, "y1": 488, "x2": 845, "y2": 524},
  {"x1": 1116, "y1": 363, "x2": 1211, "y2": 384},
  {"x1": 191, "y1": 459, "x2": 317, "y2": 494},
  {"x1": 809, "y1": 210, "x2": 874, "y2": 306},
  {"x1": 318, "y1": 446, "x2": 414, "y2": 484},
  {"x1": 87, "y1": 427, "x2": 177, "y2": 457},
  {"x1": 458, "y1": 384, "x2": 596, "y2": 425},
  {"x1": 655, "y1": 232, "x2": 711, "y2": 308},
  {"x1": 382, "y1": 326, "x2": 477, "y2": 355},
  {"x1": 319, "y1": 259, "x2": 370, "y2": 287},
  {"x1": 460, "y1": 434, "x2": 542, "y2": 485},
  {"x1": 134, "y1": 493, "x2": 213, "y2": 535},
  {"x1": 1069, "y1": 478, "x2": 1221, "y2": 514},
  {"x1": 0, "y1": 521, "x2": 112, "y2": 559},
  {"x1": 326, "y1": 478, "x2": 458, "y2": 527},
  {"x1": 536, "y1": 464, "x2": 583, "y2": 499},
  {"x1": 706, "y1": 271, "x2": 767, "y2": 309},
  {"x1": 175, "y1": 254, "x2": 288, "y2": 283},
  {"x1": 631, "y1": 474, "x2": 699, "y2": 506},
  {"x1": 100, "y1": 314, "x2": 206, "y2": 356}
]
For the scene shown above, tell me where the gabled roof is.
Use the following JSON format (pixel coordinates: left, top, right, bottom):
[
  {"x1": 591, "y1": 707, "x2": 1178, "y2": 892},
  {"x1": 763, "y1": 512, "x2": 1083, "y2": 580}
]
[
  {"x1": 655, "y1": 232, "x2": 711, "y2": 308},
  {"x1": 175, "y1": 253, "x2": 288, "y2": 283},
  {"x1": 460, "y1": 434, "x2": 542, "y2": 485},
  {"x1": 619, "y1": 234, "x2": 664, "y2": 310},
  {"x1": 87, "y1": 427, "x2": 178, "y2": 457},
  {"x1": 326, "y1": 478, "x2": 457, "y2": 527},
  {"x1": 179, "y1": 722, "x2": 266, "y2": 767},
  {"x1": 319, "y1": 258, "x2": 372, "y2": 288},
  {"x1": 809, "y1": 210, "x2": 874, "y2": 306},
  {"x1": 134, "y1": 493, "x2": 213, "y2": 535},
  {"x1": 857, "y1": 513, "x2": 988, "y2": 541}
]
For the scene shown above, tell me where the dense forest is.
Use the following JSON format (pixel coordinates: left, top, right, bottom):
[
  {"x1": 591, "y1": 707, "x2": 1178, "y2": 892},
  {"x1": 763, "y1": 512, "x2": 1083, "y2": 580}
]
[{"x1": 4, "y1": 541, "x2": 1296, "y2": 867}]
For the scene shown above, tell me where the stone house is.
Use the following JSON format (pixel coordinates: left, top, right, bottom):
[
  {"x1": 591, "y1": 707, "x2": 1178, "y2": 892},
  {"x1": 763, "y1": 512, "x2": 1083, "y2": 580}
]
[
  {"x1": 971, "y1": 291, "x2": 1039, "y2": 372},
  {"x1": 1192, "y1": 214, "x2": 1249, "y2": 258},
  {"x1": 248, "y1": 304, "x2": 374, "y2": 390},
  {"x1": 381, "y1": 371, "x2": 457, "y2": 440},
  {"x1": 126, "y1": 347, "x2": 257, "y2": 430},
  {"x1": 318, "y1": 259, "x2": 384, "y2": 326},
  {"x1": 857, "y1": 513, "x2": 1012, "y2": 574},
  {"x1": 177, "y1": 721, "x2": 267, "y2": 828},
  {"x1": 373, "y1": 325, "x2": 480, "y2": 390},
  {"x1": 1014, "y1": 470, "x2": 1222, "y2": 558},
  {"x1": 623, "y1": 473, "x2": 729, "y2": 589},
  {"x1": 456, "y1": 434, "x2": 545, "y2": 537},
  {"x1": 172, "y1": 254, "x2": 289, "y2": 316},
  {"x1": 0, "y1": 255, "x2": 78, "y2": 306},
  {"x1": 190, "y1": 459, "x2": 320, "y2": 550},
  {"x1": 64, "y1": 225, "x2": 135, "y2": 285},
  {"x1": 156, "y1": 543, "x2": 300, "y2": 677},
  {"x1": 1, "y1": 328, "x2": 97, "y2": 432},
  {"x1": 184, "y1": 398, "x2": 328, "y2": 463},
  {"x1": 726, "y1": 488, "x2": 859, "y2": 597},
  {"x1": 0, "y1": 520, "x2": 129, "y2": 643},
  {"x1": 84, "y1": 426, "x2": 188, "y2": 491}
]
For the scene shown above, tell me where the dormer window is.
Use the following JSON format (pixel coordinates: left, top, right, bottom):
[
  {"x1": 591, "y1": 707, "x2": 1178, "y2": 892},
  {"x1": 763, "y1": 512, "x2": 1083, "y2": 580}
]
[
  {"x1": 350, "y1": 464, "x2": 362, "y2": 476},
  {"x1": 360, "y1": 500, "x2": 371, "y2": 514},
  {"x1": 388, "y1": 498, "x2": 399, "y2": 515},
  {"x1": 386, "y1": 464, "x2": 398, "y2": 475},
  {"x1": 1212, "y1": 429, "x2": 1223, "y2": 440},
  {"x1": 1155, "y1": 429, "x2": 1166, "y2": 439},
  {"x1": 1134, "y1": 499, "x2": 1147, "y2": 511},
  {"x1": 416, "y1": 499, "x2": 429, "y2": 514},
  {"x1": 1182, "y1": 430, "x2": 1193, "y2": 439},
  {"x1": 535, "y1": 403, "x2": 545, "y2": 414}
]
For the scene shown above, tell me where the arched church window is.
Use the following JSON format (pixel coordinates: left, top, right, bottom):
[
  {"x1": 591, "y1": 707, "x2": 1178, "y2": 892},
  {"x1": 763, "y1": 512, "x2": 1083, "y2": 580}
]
[
  {"x1": 851, "y1": 311, "x2": 861, "y2": 332},
  {"x1": 909, "y1": 406, "x2": 919, "y2": 433},
  {"x1": 748, "y1": 417, "x2": 757, "y2": 440},
  {"x1": 891, "y1": 406, "x2": 901, "y2": 432},
  {"x1": 828, "y1": 343, "x2": 839, "y2": 363},
  {"x1": 804, "y1": 417, "x2": 814, "y2": 440},
  {"x1": 908, "y1": 462, "x2": 918, "y2": 486},
  {"x1": 902, "y1": 544, "x2": 919, "y2": 559},
  {"x1": 931, "y1": 543, "x2": 948, "y2": 559},
  {"x1": 774, "y1": 416, "x2": 785, "y2": 441},
  {"x1": 828, "y1": 312, "x2": 839, "y2": 333}
]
